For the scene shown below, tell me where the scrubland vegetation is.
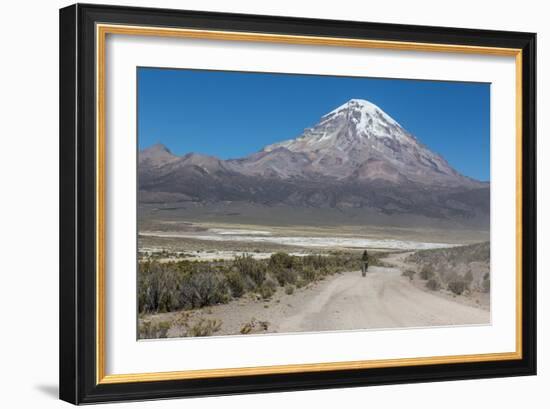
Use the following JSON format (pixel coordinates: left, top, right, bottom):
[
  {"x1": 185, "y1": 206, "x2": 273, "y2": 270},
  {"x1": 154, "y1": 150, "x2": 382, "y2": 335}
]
[
  {"x1": 139, "y1": 311, "x2": 223, "y2": 339},
  {"x1": 405, "y1": 242, "x2": 490, "y2": 295},
  {"x1": 138, "y1": 251, "x2": 387, "y2": 315}
]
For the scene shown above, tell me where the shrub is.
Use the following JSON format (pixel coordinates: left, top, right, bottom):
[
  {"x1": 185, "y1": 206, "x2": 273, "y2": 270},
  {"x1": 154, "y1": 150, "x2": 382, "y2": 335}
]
[
  {"x1": 259, "y1": 276, "x2": 278, "y2": 299},
  {"x1": 426, "y1": 278, "x2": 441, "y2": 291},
  {"x1": 240, "y1": 319, "x2": 269, "y2": 334},
  {"x1": 443, "y1": 271, "x2": 459, "y2": 283},
  {"x1": 402, "y1": 270, "x2": 416, "y2": 281},
  {"x1": 187, "y1": 318, "x2": 222, "y2": 337},
  {"x1": 180, "y1": 271, "x2": 229, "y2": 308},
  {"x1": 464, "y1": 270, "x2": 474, "y2": 283},
  {"x1": 138, "y1": 320, "x2": 171, "y2": 339},
  {"x1": 138, "y1": 320, "x2": 153, "y2": 339},
  {"x1": 295, "y1": 278, "x2": 307, "y2": 288},
  {"x1": 138, "y1": 261, "x2": 179, "y2": 313},
  {"x1": 265, "y1": 275, "x2": 278, "y2": 289},
  {"x1": 419, "y1": 265, "x2": 435, "y2": 280},
  {"x1": 301, "y1": 266, "x2": 317, "y2": 282},
  {"x1": 302, "y1": 255, "x2": 327, "y2": 270},
  {"x1": 226, "y1": 270, "x2": 246, "y2": 298},
  {"x1": 285, "y1": 284, "x2": 295, "y2": 295},
  {"x1": 173, "y1": 311, "x2": 191, "y2": 328},
  {"x1": 138, "y1": 251, "x2": 365, "y2": 314},
  {"x1": 156, "y1": 321, "x2": 171, "y2": 338},
  {"x1": 234, "y1": 255, "x2": 266, "y2": 286},
  {"x1": 240, "y1": 321, "x2": 254, "y2": 334},
  {"x1": 367, "y1": 252, "x2": 390, "y2": 268},
  {"x1": 269, "y1": 252, "x2": 295, "y2": 269},
  {"x1": 448, "y1": 280, "x2": 467, "y2": 295},
  {"x1": 271, "y1": 267, "x2": 297, "y2": 286}
]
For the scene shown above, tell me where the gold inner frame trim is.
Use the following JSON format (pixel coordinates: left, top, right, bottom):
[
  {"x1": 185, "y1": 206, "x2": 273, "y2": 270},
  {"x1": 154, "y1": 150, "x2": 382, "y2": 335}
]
[{"x1": 96, "y1": 23, "x2": 523, "y2": 385}]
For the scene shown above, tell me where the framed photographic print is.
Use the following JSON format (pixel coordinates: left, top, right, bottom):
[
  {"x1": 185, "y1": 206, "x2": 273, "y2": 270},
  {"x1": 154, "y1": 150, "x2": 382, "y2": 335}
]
[{"x1": 59, "y1": 3, "x2": 536, "y2": 404}]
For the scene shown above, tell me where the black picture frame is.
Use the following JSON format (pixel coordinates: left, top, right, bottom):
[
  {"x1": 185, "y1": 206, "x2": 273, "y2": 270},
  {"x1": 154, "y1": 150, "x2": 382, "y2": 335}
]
[{"x1": 60, "y1": 3, "x2": 536, "y2": 404}]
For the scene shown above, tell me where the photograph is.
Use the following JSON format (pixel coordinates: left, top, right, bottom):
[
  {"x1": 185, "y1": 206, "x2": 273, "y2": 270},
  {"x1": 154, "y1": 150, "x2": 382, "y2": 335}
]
[
  {"x1": 55, "y1": 3, "x2": 536, "y2": 404},
  {"x1": 136, "y1": 68, "x2": 492, "y2": 339}
]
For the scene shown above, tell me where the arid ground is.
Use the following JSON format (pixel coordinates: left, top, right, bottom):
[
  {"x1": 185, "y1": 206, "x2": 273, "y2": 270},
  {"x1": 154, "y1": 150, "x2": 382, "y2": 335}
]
[
  {"x1": 138, "y1": 219, "x2": 490, "y2": 339},
  {"x1": 141, "y1": 252, "x2": 489, "y2": 338}
]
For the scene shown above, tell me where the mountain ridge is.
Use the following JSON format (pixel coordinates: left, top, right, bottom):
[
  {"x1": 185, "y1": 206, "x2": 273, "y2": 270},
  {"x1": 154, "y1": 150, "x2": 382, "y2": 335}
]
[{"x1": 138, "y1": 99, "x2": 489, "y2": 226}]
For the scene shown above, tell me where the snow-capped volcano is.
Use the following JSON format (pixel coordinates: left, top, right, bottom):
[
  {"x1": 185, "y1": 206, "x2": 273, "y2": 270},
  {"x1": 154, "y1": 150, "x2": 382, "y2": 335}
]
[
  {"x1": 265, "y1": 98, "x2": 405, "y2": 153},
  {"x1": 233, "y1": 99, "x2": 478, "y2": 186},
  {"x1": 138, "y1": 99, "x2": 489, "y2": 225}
]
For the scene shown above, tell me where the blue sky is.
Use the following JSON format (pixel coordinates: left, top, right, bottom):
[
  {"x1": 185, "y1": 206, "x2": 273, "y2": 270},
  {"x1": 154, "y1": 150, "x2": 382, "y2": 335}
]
[{"x1": 138, "y1": 67, "x2": 490, "y2": 181}]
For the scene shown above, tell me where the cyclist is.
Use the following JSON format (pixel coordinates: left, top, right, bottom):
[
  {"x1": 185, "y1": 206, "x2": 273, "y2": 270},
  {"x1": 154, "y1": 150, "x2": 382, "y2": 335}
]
[{"x1": 361, "y1": 249, "x2": 369, "y2": 277}]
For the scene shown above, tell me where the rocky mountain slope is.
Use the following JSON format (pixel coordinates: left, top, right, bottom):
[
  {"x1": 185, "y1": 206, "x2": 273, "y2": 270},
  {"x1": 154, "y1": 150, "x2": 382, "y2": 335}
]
[{"x1": 138, "y1": 99, "x2": 489, "y2": 226}]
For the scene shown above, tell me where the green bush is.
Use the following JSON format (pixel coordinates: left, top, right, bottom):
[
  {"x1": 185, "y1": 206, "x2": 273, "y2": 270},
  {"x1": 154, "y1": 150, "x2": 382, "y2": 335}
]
[
  {"x1": 181, "y1": 271, "x2": 230, "y2": 308},
  {"x1": 426, "y1": 278, "x2": 441, "y2": 291},
  {"x1": 240, "y1": 319, "x2": 269, "y2": 334},
  {"x1": 226, "y1": 270, "x2": 246, "y2": 298},
  {"x1": 259, "y1": 277, "x2": 277, "y2": 300},
  {"x1": 138, "y1": 261, "x2": 180, "y2": 313},
  {"x1": 448, "y1": 280, "x2": 467, "y2": 295},
  {"x1": 301, "y1": 266, "x2": 317, "y2": 282},
  {"x1": 234, "y1": 255, "x2": 266, "y2": 286},
  {"x1": 402, "y1": 270, "x2": 416, "y2": 281},
  {"x1": 302, "y1": 255, "x2": 326, "y2": 270},
  {"x1": 187, "y1": 318, "x2": 222, "y2": 337},
  {"x1": 138, "y1": 251, "x2": 365, "y2": 314},
  {"x1": 269, "y1": 252, "x2": 295, "y2": 269},
  {"x1": 271, "y1": 267, "x2": 297, "y2": 286},
  {"x1": 285, "y1": 284, "x2": 295, "y2": 295},
  {"x1": 138, "y1": 320, "x2": 171, "y2": 339}
]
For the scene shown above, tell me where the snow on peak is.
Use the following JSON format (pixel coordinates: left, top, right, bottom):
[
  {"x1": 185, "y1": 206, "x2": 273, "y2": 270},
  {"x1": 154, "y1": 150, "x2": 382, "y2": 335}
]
[
  {"x1": 323, "y1": 98, "x2": 401, "y2": 128},
  {"x1": 262, "y1": 98, "x2": 414, "y2": 155},
  {"x1": 325, "y1": 98, "x2": 380, "y2": 116}
]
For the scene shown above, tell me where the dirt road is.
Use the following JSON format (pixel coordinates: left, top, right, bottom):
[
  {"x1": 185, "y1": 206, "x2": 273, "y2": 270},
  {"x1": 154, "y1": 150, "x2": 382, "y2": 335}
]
[{"x1": 276, "y1": 253, "x2": 489, "y2": 333}]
